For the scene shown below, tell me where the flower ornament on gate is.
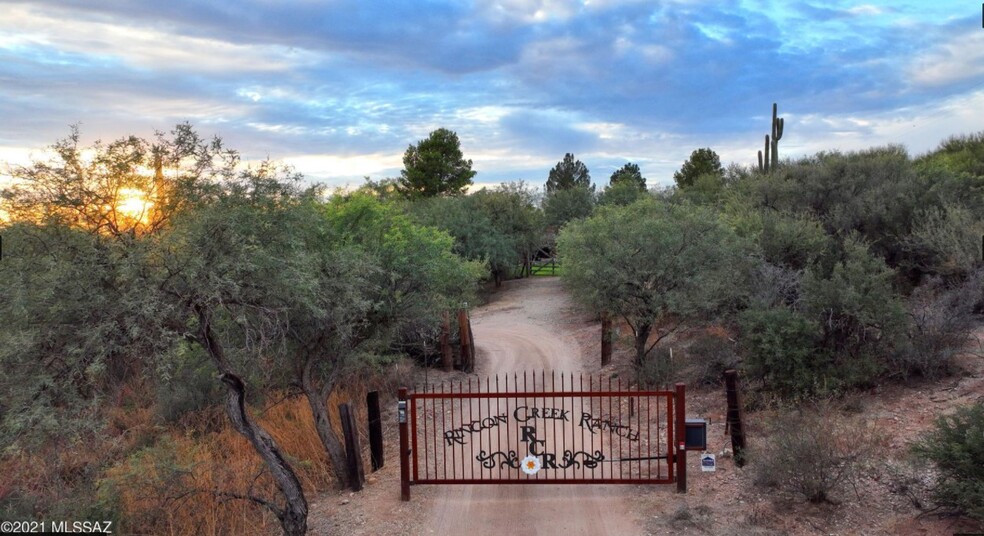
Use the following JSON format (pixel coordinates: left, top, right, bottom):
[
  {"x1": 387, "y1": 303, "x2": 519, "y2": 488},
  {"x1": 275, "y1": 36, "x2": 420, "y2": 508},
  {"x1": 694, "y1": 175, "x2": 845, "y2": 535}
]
[{"x1": 520, "y1": 455, "x2": 541, "y2": 475}]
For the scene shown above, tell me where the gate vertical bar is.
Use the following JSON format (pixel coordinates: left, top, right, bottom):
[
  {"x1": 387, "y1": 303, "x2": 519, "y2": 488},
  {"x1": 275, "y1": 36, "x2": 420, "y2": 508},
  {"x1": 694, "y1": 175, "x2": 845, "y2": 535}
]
[
  {"x1": 675, "y1": 383, "x2": 686, "y2": 493},
  {"x1": 399, "y1": 387, "x2": 410, "y2": 501}
]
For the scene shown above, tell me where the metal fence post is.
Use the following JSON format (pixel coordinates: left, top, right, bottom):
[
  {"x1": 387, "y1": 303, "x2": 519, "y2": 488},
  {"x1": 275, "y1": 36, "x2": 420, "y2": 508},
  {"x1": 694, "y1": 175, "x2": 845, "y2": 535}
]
[
  {"x1": 675, "y1": 382, "x2": 687, "y2": 493},
  {"x1": 398, "y1": 387, "x2": 410, "y2": 501}
]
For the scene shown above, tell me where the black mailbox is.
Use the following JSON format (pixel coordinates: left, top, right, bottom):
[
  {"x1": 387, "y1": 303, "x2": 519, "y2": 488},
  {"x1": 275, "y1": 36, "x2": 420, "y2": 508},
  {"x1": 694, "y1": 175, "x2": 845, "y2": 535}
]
[{"x1": 685, "y1": 418, "x2": 707, "y2": 450}]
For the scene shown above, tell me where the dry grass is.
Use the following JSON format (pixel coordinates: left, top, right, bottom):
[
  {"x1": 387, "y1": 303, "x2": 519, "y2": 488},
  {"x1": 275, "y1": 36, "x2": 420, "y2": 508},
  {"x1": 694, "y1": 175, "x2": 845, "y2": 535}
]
[
  {"x1": 0, "y1": 364, "x2": 406, "y2": 535},
  {"x1": 103, "y1": 390, "x2": 365, "y2": 536}
]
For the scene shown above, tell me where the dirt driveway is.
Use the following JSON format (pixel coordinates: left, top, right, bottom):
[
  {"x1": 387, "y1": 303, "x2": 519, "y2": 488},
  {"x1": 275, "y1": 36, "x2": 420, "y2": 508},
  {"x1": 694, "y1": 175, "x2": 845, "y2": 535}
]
[{"x1": 422, "y1": 277, "x2": 642, "y2": 536}]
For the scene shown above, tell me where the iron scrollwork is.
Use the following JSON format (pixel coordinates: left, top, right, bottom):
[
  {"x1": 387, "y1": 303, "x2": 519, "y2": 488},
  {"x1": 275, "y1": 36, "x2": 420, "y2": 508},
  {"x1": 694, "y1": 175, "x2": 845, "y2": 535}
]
[{"x1": 476, "y1": 450, "x2": 520, "y2": 469}]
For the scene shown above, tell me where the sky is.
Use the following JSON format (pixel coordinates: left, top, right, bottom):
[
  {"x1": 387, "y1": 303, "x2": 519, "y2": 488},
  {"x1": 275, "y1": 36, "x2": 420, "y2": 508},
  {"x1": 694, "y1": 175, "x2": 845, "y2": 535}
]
[{"x1": 1, "y1": 0, "x2": 982, "y2": 190}]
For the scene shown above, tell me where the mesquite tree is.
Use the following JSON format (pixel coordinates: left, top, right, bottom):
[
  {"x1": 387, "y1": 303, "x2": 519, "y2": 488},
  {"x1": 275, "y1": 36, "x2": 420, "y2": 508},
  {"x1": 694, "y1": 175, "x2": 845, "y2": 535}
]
[{"x1": 558, "y1": 198, "x2": 748, "y2": 366}]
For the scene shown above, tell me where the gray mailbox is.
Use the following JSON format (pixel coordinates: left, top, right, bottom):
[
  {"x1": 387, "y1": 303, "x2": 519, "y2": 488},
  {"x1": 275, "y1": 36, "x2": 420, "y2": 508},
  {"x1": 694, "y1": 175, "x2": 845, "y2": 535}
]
[{"x1": 685, "y1": 418, "x2": 707, "y2": 450}]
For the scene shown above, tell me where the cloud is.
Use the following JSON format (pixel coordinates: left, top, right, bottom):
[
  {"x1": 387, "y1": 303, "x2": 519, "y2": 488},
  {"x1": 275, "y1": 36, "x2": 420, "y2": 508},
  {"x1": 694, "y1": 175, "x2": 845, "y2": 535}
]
[
  {"x1": 0, "y1": 0, "x2": 980, "y2": 192},
  {"x1": 908, "y1": 30, "x2": 984, "y2": 87}
]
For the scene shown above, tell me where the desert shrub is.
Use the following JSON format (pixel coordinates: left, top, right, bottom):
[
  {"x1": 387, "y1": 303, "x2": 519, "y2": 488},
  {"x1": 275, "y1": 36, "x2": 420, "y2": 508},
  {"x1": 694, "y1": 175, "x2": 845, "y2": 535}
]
[
  {"x1": 686, "y1": 331, "x2": 739, "y2": 385},
  {"x1": 883, "y1": 459, "x2": 934, "y2": 510},
  {"x1": 754, "y1": 404, "x2": 877, "y2": 503},
  {"x1": 758, "y1": 212, "x2": 830, "y2": 270},
  {"x1": 895, "y1": 275, "x2": 980, "y2": 380},
  {"x1": 637, "y1": 346, "x2": 680, "y2": 389},
  {"x1": 902, "y1": 204, "x2": 984, "y2": 279},
  {"x1": 800, "y1": 237, "x2": 904, "y2": 386},
  {"x1": 739, "y1": 307, "x2": 829, "y2": 397},
  {"x1": 911, "y1": 402, "x2": 984, "y2": 521},
  {"x1": 748, "y1": 261, "x2": 802, "y2": 309}
]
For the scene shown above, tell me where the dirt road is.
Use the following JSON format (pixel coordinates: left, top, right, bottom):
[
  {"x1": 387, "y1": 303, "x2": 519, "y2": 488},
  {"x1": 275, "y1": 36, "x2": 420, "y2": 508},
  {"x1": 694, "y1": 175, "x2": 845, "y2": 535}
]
[{"x1": 421, "y1": 278, "x2": 643, "y2": 535}]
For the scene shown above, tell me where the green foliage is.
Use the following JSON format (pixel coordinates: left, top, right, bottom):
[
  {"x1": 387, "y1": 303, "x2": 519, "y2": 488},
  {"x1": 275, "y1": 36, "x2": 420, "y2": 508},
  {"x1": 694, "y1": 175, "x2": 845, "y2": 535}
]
[
  {"x1": 802, "y1": 237, "x2": 905, "y2": 363},
  {"x1": 324, "y1": 193, "x2": 481, "y2": 346},
  {"x1": 739, "y1": 307, "x2": 828, "y2": 397},
  {"x1": 917, "y1": 131, "x2": 984, "y2": 178},
  {"x1": 738, "y1": 146, "x2": 933, "y2": 267},
  {"x1": 558, "y1": 198, "x2": 747, "y2": 364},
  {"x1": 685, "y1": 332, "x2": 738, "y2": 386},
  {"x1": 155, "y1": 343, "x2": 221, "y2": 423},
  {"x1": 676, "y1": 172, "x2": 727, "y2": 205},
  {"x1": 759, "y1": 212, "x2": 831, "y2": 270},
  {"x1": 597, "y1": 180, "x2": 647, "y2": 207},
  {"x1": 542, "y1": 185, "x2": 595, "y2": 228},
  {"x1": 469, "y1": 182, "x2": 543, "y2": 278},
  {"x1": 0, "y1": 222, "x2": 174, "y2": 451},
  {"x1": 546, "y1": 153, "x2": 592, "y2": 193},
  {"x1": 673, "y1": 148, "x2": 723, "y2": 189},
  {"x1": 409, "y1": 195, "x2": 520, "y2": 284},
  {"x1": 608, "y1": 162, "x2": 646, "y2": 190},
  {"x1": 397, "y1": 128, "x2": 476, "y2": 199},
  {"x1": 636, "y1": 346, "x2": 680, "y2": 389},
  {"x1": 911, "y1": 402, "x2": 984, "y2": 521}
]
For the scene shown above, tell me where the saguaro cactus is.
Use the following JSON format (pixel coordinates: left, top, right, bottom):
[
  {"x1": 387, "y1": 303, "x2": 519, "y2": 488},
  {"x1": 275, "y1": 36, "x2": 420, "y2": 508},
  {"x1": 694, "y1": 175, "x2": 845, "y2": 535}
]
[{"x1": 757, "y1": 102, "x2": 784, "y2": 173}]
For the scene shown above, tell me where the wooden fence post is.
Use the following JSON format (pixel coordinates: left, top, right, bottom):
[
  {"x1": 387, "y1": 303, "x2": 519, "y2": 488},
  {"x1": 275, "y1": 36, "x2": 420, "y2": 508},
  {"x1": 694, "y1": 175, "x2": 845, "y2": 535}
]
[
  {"x1": 724, "y1": 369, "x2": 747, "y2": 467},
  {"x1": 676, "y1": 382, "x2": 687, "y2": 493},
  {"x1": 398, "y1": 388, "x2": 411, "y2": 501},
  {"x1": 367, "y1": 391, "x2": 384, "y2": 471},
  {"x1": 440, "y1": 312, "x2": 453, "y2": 372},
  {"x1": 457, "y1": 310, "x2": 473, "y2": 373},
  {"x1": 339, "y1": 402, "x2": 366, "y2": 491}
]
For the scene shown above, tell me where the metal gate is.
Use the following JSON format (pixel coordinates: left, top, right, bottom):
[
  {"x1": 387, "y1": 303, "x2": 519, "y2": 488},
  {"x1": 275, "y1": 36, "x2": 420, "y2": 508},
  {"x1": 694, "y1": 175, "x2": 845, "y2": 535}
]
[{"x1": 398, "y1": 372, "x2": 687, "y2": 500}]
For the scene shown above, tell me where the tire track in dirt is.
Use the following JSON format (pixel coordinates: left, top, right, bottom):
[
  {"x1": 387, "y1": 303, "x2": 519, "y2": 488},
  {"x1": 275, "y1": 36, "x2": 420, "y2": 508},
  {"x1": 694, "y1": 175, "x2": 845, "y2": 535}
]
[{"x1": 422, "y1": 278, "x2": 642, "y2": 536}]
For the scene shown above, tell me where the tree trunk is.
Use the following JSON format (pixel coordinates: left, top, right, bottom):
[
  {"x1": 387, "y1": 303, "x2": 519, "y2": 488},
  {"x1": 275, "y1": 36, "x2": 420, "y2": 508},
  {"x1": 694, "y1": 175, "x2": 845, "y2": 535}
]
[
  {"x1": 195, "y1": 308, "x2": 308, "y2": 536},
  {"x1": 221, "y1": 373, "x2": 308, "y2": 536},
  {"x1": 303, "y1": 382, "x2": 350, "y2": 487},
  {"x1": 633, "y1": 322, "x2": 652, "y2": 366},
  {"x1": 300, "y1": 355, "x2": 349, "y2": 487}
]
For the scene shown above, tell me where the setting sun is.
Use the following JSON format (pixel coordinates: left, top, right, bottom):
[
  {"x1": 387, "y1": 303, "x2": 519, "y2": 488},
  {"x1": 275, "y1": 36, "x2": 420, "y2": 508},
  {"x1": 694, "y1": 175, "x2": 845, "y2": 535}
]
[{"x1": 115, "y1": 187, "x2": 153, "y2": 224}]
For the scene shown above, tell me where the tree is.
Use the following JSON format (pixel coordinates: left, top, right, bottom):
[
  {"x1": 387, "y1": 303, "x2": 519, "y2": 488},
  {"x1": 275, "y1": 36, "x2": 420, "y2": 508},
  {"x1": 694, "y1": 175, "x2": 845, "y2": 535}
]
[
  {"x1": 546, "y1": 153, "x2": 592, "y2": 193},
  {"x1": 410, "y1": 196, "x2": 507, "y2": 286},
  {"x1": 673, "y1": 148, "x2": 723, "y2": 189},
  {"x1": 609, "y1": 162, "x2": 646, "y2": 190},
  {"x1": 397, "y1": 128, "x2": 475, "y2": 198},
  {"x1": 1, "y1": 123, "x2": 238, "y2": 238},
  {"x1": 598, "y1": 180, "x2": 646, "y2": 207},
  {"x1": 155, "y1": 177, "x2": 315, "y2": 536},
  {"x1": 468, "y1": 183, "x2": 543, "y2": 281},
  {"x1": 542, "y1": 185, "x2": 595, "y2": 228},
  {"x1": 302, "y1": 194, "x2": 478, "y2": 474},
  {"x1": 558, "y1": 198, "x2": 747, "y2": 366}
]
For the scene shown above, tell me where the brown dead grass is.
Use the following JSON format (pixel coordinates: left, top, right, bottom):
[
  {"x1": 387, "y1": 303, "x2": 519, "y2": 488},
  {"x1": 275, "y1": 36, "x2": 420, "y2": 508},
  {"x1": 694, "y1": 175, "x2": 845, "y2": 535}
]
[{"x1": 100, "y1": 383, "x2": 381, "y2": 536}]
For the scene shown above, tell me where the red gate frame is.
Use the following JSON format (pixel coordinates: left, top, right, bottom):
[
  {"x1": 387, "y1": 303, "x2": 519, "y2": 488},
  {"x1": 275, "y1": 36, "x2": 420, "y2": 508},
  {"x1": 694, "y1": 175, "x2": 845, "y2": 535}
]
[{"x1": 398, "y1": 381, "x2": 687, "y2": 500}]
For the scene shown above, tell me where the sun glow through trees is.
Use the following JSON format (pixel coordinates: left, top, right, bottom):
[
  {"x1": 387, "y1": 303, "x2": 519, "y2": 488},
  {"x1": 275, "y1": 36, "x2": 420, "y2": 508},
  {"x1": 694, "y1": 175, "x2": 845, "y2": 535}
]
[{"x1": 114, "y1": 187, "x2": 154, "y2": 225}]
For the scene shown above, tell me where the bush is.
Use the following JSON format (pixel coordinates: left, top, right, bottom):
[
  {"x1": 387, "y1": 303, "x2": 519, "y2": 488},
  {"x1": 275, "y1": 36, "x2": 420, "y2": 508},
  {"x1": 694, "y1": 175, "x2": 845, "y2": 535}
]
[
  {"x1": 739, "y1": 307, "x2": 829, "y2": 397},
  {"x1": 686, "y1": 331, "x2": 739, "y2": 385},
  {"x1": 895, "y1": 275, "x2": 979, "y2": 380},
  {"x1": 911, "y1": 402, "x2": 984, "y2": 521},
  {"x1": 637, "y1": 346, "x2": 680, "y2": 389},
  {"x1": 754, "y1": 403, "x2": 877, "y2": 503}
]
